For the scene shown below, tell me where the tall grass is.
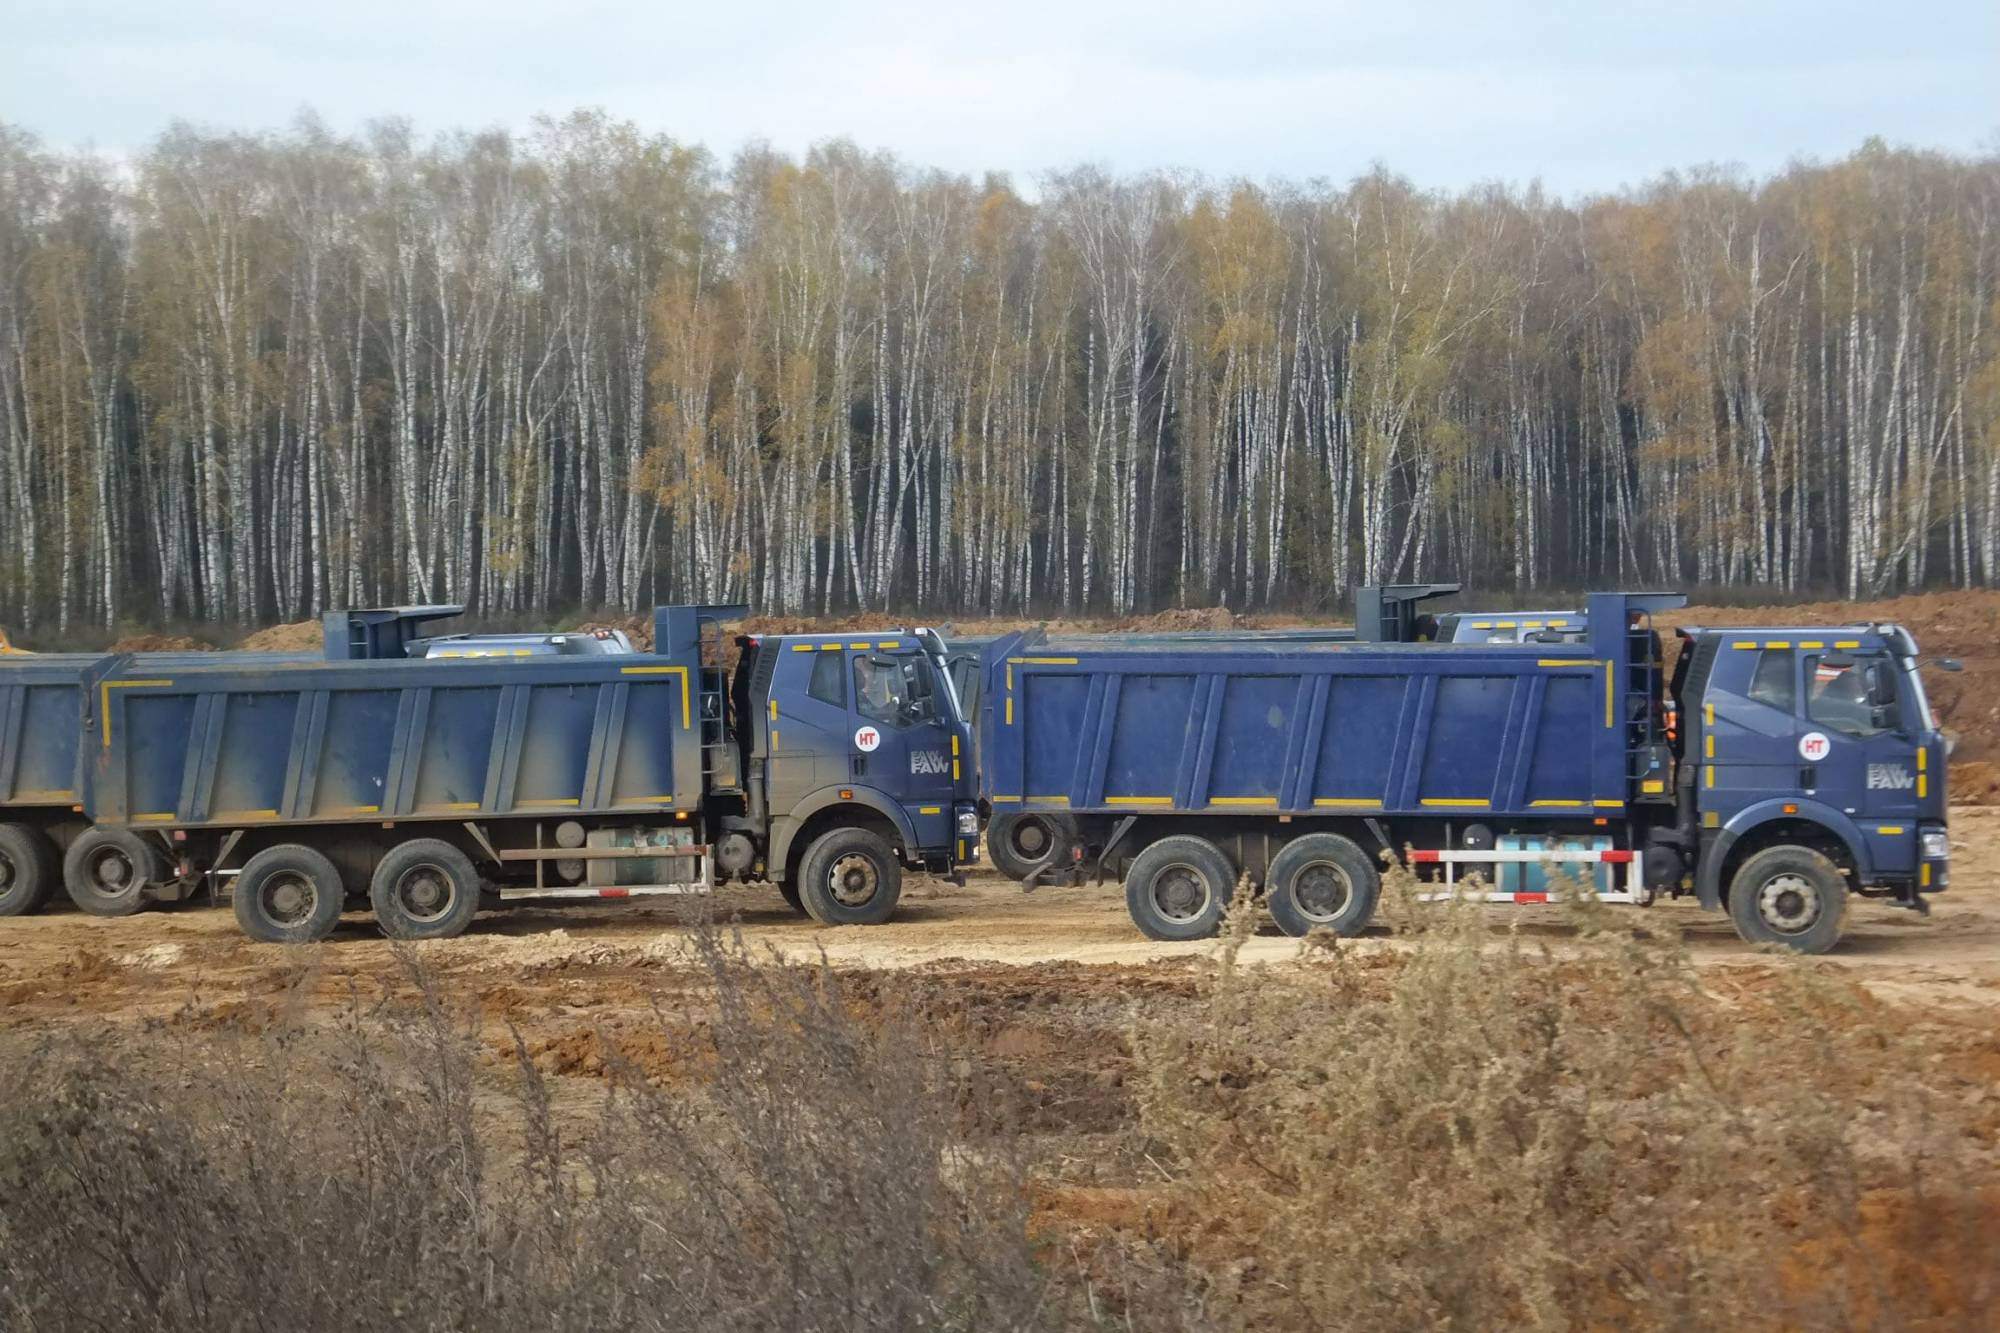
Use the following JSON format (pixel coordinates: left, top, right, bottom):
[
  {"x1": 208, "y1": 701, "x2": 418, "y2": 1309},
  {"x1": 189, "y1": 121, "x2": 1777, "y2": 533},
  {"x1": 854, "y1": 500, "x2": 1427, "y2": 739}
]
[{"x1": 1, "y1": 896, "x2": 1992, "y2": 1330}]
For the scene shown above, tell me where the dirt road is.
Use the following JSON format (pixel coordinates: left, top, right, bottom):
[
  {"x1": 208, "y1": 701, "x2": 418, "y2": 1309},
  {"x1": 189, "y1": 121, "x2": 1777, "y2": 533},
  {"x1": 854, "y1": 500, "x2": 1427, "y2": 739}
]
[{"x1": 5, "y1": 807, "x2": 1997, "y2": 1036}]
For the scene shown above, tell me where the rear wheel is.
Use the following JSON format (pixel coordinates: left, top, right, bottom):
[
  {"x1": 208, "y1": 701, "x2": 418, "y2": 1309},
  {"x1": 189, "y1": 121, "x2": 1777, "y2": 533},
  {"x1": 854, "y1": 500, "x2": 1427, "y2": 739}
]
[
  {"x1": 777, "y1": 877, "x2": 806, "y2": 916},
  {"x1": 1124, "y1": 835, "x2": 1236, "y2": 941},
  {"x1": 370, "y1": 839, "x2": 482, "y2": 940},
  {"x1": 1266, "y1": 833, "x2": 1380, "y2": 938},
  {"x1": 63, "y1": 827, "x2": 167, "y2": 917},
  {"x1": 0, "y1": 823, "x2": 60, "y2": 917},
  {"x1": 797, "y1": 827, "x2": 903, "y2": 926},
  {"x1": 988, "y1": 812, "x2": 1073, "y2": 881},
  {"x1": 233, "y1": 843, "x2": 346, "y2": 944},
  {"x1": 1727, "y1": 845, "x2": 1847, "y2": 954}
]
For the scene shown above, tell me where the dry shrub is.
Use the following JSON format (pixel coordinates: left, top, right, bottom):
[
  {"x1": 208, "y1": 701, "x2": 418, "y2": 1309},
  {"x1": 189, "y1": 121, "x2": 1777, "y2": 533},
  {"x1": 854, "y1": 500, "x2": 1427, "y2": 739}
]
[
  {"x1": 1133, "y1": 873, "x2": 1999, "y2": 1331},
  {"x1": 0, "y1": 929, "x2": 1054, "y2": 1331}
]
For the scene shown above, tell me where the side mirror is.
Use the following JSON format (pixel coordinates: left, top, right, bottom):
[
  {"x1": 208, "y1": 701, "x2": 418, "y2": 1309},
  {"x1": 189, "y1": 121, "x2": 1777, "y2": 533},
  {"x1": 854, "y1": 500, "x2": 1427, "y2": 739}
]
[
  {"x1": 1931, "y1": 657, "x2": 1964, "y2": 673},
  {"x1": 1864, "y1": 662, "x2": 1897, "y2": 708}
]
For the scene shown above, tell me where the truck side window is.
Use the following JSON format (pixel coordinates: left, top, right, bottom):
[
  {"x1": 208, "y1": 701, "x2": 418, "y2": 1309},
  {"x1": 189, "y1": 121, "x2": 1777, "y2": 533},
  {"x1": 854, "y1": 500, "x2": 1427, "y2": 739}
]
[
  {"x1": 1747, "y1": 649, "x2": 1795, "y2": 713},
  {"x1": 1806, "y1": 653, "x2": 1891, "y2": 737},
  {"x1": 807, "y1": 651, "x2": 845, "y2": 708},
  {"x1": 854, "y1": 656, "x2": 905, "y2": 726}
]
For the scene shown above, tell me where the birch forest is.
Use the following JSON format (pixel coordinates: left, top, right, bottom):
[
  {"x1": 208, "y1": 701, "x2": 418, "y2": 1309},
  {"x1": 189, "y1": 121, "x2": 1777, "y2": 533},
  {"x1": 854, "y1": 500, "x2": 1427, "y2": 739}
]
[{"x1": 2, "y1": 112, "x2": 1998, "y2": 629}]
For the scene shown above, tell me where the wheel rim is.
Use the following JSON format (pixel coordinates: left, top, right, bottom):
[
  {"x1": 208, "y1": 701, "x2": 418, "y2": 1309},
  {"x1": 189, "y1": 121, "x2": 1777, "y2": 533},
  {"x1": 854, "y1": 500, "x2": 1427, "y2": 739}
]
[
  {"x1": 828, "y1": 853, "x2": 880, "y2": 907},
  {"x1": 1011, "y1": 819, "x2": 1050, "y2": 859},
  {"x1": 260, "y1": 870, "x2": 318, "y2": 928},
  {"x1": 1150, "y1": 862, "x2": 1212, "y2": 924},
  {"x1": 1756, "y1": 872, "x2": 1822, "y2": 934},
  {"x1": 1290, "y1": 860, "x2": 1353, "y2": 924},
  {"x1": 394, "y1": 863, "x2": 457, "y2": 923},
  {"x1": 88, "y1": 847, "x2": 139, "y2": 897}
]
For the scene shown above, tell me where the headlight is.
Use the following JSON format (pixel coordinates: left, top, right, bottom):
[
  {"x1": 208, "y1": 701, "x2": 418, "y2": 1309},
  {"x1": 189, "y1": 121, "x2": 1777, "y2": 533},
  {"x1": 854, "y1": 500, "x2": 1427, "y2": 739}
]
[
  {"x1": 956, "y1": 810, "x2": 979, "y2": 836},
  {"x1": 1920, "y1": 830, "x2": 1949, "y2": 860}
]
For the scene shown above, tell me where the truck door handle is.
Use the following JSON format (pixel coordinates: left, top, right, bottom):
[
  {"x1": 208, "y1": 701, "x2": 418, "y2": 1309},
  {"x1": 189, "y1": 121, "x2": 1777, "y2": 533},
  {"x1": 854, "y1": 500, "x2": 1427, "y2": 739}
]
[{"x1": 1799, "y1": 765, "x2": 1816, "y2": 789}]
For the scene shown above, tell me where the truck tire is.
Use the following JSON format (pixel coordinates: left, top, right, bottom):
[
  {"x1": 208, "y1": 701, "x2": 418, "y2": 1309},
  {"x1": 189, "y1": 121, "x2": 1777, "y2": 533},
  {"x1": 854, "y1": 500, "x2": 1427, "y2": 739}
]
[
  {"x1": 233, "y1": 843, "x2": 347, "y2": 944},
  {"x1": 370, "y1": 838, "x2": 482, "y2": 940},
  {"x1": 0, "y1": 822, "x2": 60, "y2": 917},
  {"x1": 988, "y1": 812, "x2": 1073, "y2": 881},
  {"x1": 1727, "y1": 845, "x2": 1847, "y2": 954},
  {"x1": 62, "y1": 827, "x2": 167, "y2": 917},
  {"x1": 1266, "y1": 833, "x2": 1380, "y2": 938},
  {"x1": 777, "y1": 878, "x2": 806, "y2": 916},
  {"x1": 1124, "y1": 835, "x2": 1236, "y2": 941},
  {"x1": 797, "y1": 826, "x2": 903, "y2": 927}
]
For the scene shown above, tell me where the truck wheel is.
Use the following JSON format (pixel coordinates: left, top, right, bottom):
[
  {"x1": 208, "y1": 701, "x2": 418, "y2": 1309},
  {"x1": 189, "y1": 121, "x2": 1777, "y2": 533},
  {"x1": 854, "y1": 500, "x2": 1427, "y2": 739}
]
[
  {"x1": 1266, "y1": 833, "x2": 1380, "y2": 938},
  {"x1": 0, "y1": 823, "x2": 60, "y2": 917},
  {"x1": 1727, "y1": 845, "x2": 1847, "y2": 954},
  {"x1": 777, "y1": 878, "x2": 806, "y2": 916},
  {"x1": 370, "y1": 839, "x2": 481, "y2": 940},
  {"x1": 1124, "y1": 835, "x2": 1236, "y2": 941},
  {"x1": 797, "y1": 827, "x2": 903, "y2": 926},
  {"x1": 233, "y1": 844, "x2": 347, "y2": 944},
  {"x1": 62, "y1": 827, "x2": 166, "y2": 917},
  {"x1": 988, "y1": 813, "x2": 1073, "y2": 881}
]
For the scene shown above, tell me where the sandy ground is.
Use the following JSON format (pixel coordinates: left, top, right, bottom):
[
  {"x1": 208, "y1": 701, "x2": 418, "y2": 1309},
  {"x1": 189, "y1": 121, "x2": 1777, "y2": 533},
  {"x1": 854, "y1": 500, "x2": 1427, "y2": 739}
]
[{"x1": 4, "y1": 806, "x2": 1998, "y2": 1034}]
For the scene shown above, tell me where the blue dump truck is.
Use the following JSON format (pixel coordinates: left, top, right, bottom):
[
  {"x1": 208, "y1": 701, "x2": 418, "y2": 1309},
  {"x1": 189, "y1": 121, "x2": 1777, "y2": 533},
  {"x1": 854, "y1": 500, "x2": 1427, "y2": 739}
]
[
  {"x1": 3, "y1": 605, "x2": 976, "y2": 941},
  {"x1": 978, "y1": 591, "x2": 1955, "y2": 953}
]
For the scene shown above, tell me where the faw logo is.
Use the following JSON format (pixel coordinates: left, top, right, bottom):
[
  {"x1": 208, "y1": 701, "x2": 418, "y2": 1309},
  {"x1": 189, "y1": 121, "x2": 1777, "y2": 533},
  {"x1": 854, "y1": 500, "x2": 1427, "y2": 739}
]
[
  {"x1": 910, "y1": 750, "x2": 951, "y2": 775},
  {"x1": 1867, "y1": 763, "x2": 1916, "y2": 791}
]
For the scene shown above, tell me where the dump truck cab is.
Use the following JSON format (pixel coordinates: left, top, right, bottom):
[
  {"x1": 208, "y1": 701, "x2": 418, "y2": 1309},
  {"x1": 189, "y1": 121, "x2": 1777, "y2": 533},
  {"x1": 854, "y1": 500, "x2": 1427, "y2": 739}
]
[
  {"x1": 735, "y1": 628, "x2": 979, "y2": 911},
  {"x1": 1672, "y1": 622, "x2": 1951, "y2": 941}
]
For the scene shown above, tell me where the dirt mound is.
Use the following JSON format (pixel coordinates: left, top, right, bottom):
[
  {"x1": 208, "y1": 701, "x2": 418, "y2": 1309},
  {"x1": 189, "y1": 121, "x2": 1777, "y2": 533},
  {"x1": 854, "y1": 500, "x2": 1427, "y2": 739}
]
[
  {"x1": 236, "y1": 620, "x2": 321, "y2": 651},
  {"x1": 1951, "y1": 762, "x2": 2000, "y2": 806},
  {"x1": 1113, "y1": 605, "x2": 1238, "y2": 632},
  {"x1": 107, "y1": 632, "x2": 213, "y2": 652}
]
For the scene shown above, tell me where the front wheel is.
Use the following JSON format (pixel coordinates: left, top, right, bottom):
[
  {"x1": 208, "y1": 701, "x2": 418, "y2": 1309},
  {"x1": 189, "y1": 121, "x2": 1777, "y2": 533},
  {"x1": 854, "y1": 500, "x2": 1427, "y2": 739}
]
[
  {"x1": 370, "y1": 839, "x2": 482, "y2": 940},
  {"x1": 1124, "y1": 835, "x2": 1236, "y2": 941},
  {"x1": 1727, "y1": 845, "x2": 1847, "y2": 954},
  {"x1": 1265, "y1": 833, "x2": 1380, "y2": 938},
  {"x1": 797, "y1": 827, "x2": 903, "y2": 926},
  {"x1": 62, "y1": 827, "x2": 167, "y2": 917},
  {"x1": 233, "y1": 843, "x2": 347, "y2": 943},
  {"x1": 0, "y1": 823, "x2": 61, "y2": 917}
]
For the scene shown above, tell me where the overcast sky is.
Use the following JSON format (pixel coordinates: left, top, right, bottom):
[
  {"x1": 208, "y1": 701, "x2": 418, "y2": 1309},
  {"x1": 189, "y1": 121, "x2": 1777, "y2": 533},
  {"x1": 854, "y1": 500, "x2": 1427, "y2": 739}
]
[{"x1": 6, "y1": 0, "x2": 1996, "y2": 195}]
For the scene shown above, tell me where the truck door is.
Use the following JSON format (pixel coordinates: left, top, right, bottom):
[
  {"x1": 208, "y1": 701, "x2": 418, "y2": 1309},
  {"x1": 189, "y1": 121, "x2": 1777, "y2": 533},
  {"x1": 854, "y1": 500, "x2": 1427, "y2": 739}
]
[
  {"x1": 1706, "y1": 645, "x2": 1803, "y2": 812},
  {"x1": 850, "y1": 652, "x2": 957, "y2": 844},
  {"x1": 1799, "y1": 648, "x2": 1920, "y2": 874}
]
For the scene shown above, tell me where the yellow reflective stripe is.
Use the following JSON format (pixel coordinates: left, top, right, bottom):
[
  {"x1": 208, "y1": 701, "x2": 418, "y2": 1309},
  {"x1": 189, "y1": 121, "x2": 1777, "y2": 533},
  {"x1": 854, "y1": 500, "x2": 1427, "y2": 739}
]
[
  {"x1": 1529, "y1": 799, "x2": 1585, "y2": 807},
  {"x1": 1764, "y1": 641, "x2": 1791, "y2": 649},
  {"x1": 1799, "y1": 640, "x2": 1824, "y2": 649},
  {"x1": 1027, "y1": 795, "x2": 1069, "y2": 806},
  {"x1": 1107, "y1": 795, "x2": 1172, "y2": 806},
  {"x1": 1537, "y1": 659, "x2": 1584, "y2": 668},
  {"x1": 1604, "y1": 661, "x2": 1614, "y2": 728},
  {"x1": 1314, "y1": 798, "x2": 1381, "y2": 807},
  {"x1": 420, "y1": 802, "x2": 481, "y2": 812},
  {"x1": 1210, "y1": 796, "x2": 1277, "y2": 807},
  {"x1": 790, "y1": 643, "x2": 815, "y2": 652},
  {"x1": 990, "y1": 795, "x2": 1020, "y2": 803},
  {"x1": 1008, "y1": 656, "x2": 1079, "y2": 665},
  {"x1": 212, "y1": 809, "x2": 278, "y2": 821},
  {"x1": 1595, "y1": 799, "x2": 1624, "y2": 809},
  {"x1": 1421, "y1": 798, "x2": 1490, "y2": 808},
  {"x1": 518, "y1": 798, "x2": 580, "y2": 806},
  {"x1": 133, "y1": 812, "x2": 175, "y2": 822},
  {"x1": 1731, "y1": 641, "x2": 1757, "y2": 650},
  {"x1": 1705, "y1": 766, "x2": 1716, "y2": 789},
  {"x1": 100, "y1": 678, "x2": 175, "y2": 747},
  {"x1": 620, "y1": 664, "x2": 692, "y2": 727},
  {"x1": 1835, "y1": 640, "x2": 1861, "y2": 649},
  {"x1": 1704, "y1": 734, "x2": 1715, "y2": 758},
  {"x1": 1877, "y1": 825, "x2": 1905, "y2": 835},
  {"x1": 919, "y1": 806, "x2": 943, "y2": 815}
]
